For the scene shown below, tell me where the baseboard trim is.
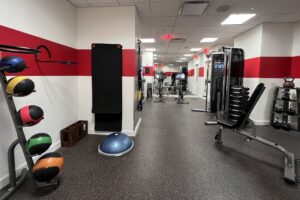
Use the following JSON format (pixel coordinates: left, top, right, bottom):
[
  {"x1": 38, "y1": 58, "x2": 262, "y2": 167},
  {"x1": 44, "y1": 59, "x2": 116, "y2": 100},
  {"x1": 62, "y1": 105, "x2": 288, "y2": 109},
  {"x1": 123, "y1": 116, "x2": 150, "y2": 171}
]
[
  {"x1": 0, "y1": 140, "x2": 61, "y2": 190},
  {"x1": 250, "y1": 118, "x2": 270, "y2": 126},
  {"x1": 120, "y1": 117, "x2": 142, "y2": 137},
  {"x1": 88, "y1": 117, "x2": 142, "y2": 137}
]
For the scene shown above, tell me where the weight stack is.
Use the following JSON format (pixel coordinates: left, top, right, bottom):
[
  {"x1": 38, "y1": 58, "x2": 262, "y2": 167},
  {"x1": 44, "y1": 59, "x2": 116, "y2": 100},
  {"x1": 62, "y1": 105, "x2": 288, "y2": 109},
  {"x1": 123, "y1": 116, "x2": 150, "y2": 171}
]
[{"x1": 228, "y1": 86, "x2": 250, "y2": 122}]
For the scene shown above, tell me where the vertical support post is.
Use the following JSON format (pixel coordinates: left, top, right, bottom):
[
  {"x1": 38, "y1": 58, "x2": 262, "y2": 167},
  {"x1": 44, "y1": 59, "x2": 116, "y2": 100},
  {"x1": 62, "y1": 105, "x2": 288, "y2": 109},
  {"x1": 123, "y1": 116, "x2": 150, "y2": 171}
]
[
  {"x1": 0, "y1": 71, "x2": 36, "y2": 188},
  {"x1": 8, "y1": 139, "x2": 19, "y2": 188}
]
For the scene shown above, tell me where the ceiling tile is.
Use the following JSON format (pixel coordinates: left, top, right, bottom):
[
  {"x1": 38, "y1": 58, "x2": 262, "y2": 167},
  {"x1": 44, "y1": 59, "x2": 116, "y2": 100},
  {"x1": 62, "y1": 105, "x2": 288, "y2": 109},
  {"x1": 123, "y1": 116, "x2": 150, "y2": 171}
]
[
  {"x1": 150, "y1": 1, "x2": 180, "y2": 17},
  {"x1": 274, "y1": 13, "x2": 300, "y2": 22},
  {"x1": 119, "y1": 0, "x2": 148, "y2": 2},
  {"x1": 175, "y1": 15, "x2": 225, "y2": 26},
  {"x1": 173, "y1": 26, "x2": 198, "y2": 34},
  {"x1": 86, "y1": 0, "x2": 118, "y2": 3},
  {"x1": 89, "y1": 3, "x2": 119, "y2": 6},
  {"x1": 69, "y1": 0, "x2": 88, "y2": 4},
  {"x1": 155, "y1": 26, "x2": 173, "y2": 34},
  {"x1": 76, "y1": 4, "x2": 91, "y2": 7},
  {"x1": 140, "y1": 16, "x2": 153, "y2": 24},
  {"x1": 152, "y1": 16, "x2": 176, "y2": 26},
  {"x1": 120, "y1": 2, "x2": 150, "y2": 16},
  {"x1": 140, "y1": 24, "x2": 155, "y2": 34},
  {"x1": 151, "y1": 0, "x2": 180, "y2": 2},
  {"x1": 247, "y1": 14, "x2": 283, "y2": 25},
  {"x1": 204, "y1": 0, "x2": 242, "y2": 16},
  {"x1": 241, "y1": 0, "x2": 300, "y2": 14}
]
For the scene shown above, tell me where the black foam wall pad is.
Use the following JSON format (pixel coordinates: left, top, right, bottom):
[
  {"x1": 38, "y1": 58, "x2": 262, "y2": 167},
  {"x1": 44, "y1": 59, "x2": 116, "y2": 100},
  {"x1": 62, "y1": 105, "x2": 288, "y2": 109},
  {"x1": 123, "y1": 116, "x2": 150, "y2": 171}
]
[
  {"x1": 95, "y1": 114, "x2": 122, "y2": 131},
  {"x1": 92, "y1": 43, "x2": 122, "y2": 114},
  {"x1": 92, "y1": 44, "x2": 123, "y2": 131}
]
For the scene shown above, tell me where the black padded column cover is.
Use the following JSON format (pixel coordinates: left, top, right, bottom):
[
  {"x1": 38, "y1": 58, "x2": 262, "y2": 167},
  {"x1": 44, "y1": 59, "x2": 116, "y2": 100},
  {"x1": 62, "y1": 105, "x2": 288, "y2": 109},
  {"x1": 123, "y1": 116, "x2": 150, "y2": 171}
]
[{"x1": 92, "y1": 43, "x2": 122, "y2": 131}]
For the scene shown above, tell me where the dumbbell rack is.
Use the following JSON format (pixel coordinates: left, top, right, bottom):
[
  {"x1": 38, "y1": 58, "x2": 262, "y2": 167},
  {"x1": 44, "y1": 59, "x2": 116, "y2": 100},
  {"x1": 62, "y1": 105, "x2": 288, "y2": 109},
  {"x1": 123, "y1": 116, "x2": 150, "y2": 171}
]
[
  {"x1": 270, "y1": 87, "x2": 300, "y2": 131},
  {"x1": 0, "y1": 57, "x2": 59, "y2": 199}
]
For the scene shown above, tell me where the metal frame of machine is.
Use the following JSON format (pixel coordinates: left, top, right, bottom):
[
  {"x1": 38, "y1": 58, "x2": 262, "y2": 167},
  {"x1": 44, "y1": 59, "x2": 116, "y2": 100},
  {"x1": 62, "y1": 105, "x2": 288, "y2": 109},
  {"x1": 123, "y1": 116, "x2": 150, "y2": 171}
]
[
  {"x1": 192, "y1": 47, "x2": 244, "y2": 125},
  {"x1": 215, "y1": 83, "x2": 299, "y2": 183}
]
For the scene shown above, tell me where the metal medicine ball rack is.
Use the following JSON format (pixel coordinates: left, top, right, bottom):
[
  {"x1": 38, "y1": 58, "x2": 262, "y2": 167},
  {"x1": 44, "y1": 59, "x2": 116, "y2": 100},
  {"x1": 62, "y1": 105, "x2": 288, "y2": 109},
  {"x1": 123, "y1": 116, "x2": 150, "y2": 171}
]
[
  {"x1": 271, "y1": 87, "x2": 300, "y2": 132},
  {"x1": 0, "y1": 45, "x2": 59, "y2": 200}
]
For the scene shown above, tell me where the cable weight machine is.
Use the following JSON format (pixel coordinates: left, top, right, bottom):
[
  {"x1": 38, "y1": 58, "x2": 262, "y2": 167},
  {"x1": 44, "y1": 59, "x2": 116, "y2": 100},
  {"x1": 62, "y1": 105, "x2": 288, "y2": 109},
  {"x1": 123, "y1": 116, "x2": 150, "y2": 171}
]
[{"x1": 192, "y1": 47, "x2": 246, "y2": 125}]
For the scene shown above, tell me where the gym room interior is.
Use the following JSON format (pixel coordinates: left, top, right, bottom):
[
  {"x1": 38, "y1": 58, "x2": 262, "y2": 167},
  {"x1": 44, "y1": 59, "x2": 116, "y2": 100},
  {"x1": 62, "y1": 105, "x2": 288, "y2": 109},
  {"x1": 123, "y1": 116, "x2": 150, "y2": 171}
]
[{"x1": 0, "y1": 0, "x2": 300, "y2": 199}]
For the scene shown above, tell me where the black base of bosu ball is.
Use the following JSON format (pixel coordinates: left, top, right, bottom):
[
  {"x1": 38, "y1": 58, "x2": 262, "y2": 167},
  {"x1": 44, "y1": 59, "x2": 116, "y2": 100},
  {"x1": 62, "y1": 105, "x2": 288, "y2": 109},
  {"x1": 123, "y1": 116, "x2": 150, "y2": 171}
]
[{"x1": 98, "y1": 132, "x2": 134, "y2": 157}]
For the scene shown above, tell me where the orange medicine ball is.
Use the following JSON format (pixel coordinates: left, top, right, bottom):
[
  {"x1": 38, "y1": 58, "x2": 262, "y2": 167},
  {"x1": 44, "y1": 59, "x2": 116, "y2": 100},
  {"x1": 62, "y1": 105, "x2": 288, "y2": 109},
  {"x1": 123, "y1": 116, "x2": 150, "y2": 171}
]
[{"x1": 32, "y1": 152, "x2": 64, "y2": 182}]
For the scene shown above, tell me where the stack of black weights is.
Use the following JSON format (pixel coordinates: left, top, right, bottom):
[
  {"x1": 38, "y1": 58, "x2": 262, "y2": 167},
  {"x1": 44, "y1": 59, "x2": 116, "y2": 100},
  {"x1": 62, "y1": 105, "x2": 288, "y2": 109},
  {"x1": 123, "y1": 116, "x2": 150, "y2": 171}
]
[{"x1": 228, "y1": 85, "x2": 250, "y2": 122}]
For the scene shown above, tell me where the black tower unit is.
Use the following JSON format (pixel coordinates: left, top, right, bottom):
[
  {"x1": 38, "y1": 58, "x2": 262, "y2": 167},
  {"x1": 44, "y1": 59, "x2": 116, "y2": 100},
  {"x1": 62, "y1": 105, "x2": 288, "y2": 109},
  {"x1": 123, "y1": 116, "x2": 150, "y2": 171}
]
[
  {"x1": 181, "y1": 67, "x2": 188, "y2": 91},
  {"x1": 92, "y1": 43, "x2": 122, "y2": 131},
  {"x1": 210, "y1": 53, "x2": 225, "y2": 113},
  {"x1": 210, "y1": 48, "x2": 244, "y2": 113}
]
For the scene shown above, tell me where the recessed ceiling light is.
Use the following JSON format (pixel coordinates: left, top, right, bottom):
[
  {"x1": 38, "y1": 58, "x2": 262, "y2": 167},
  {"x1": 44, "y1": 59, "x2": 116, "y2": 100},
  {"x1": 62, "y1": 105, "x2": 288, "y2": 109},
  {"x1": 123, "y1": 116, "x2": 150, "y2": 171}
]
[
  {"x1": 184, "y1": 54, "x2": 193, "y2": 57},
  {"x1": 200, "y1": 38, "x2": 218, "y2": 43},
  {"x1": 221, "y1": 13, "x2": 256, "y2": 25},
  {"x1": 140, "y1": 38, "x2": 155, "y2": 43},
  {"x1": 154, "y1": 57, "x2": 157, "y2": 60},
  {"x1": 180, "y1": 57, "x2": 187, "y2": 60},
  {"x1": 153, "y1": 54, "x2": 157, "y2": 56},
  {"x1": 190, "y1": 48, "x2": 202, "y2": 52},
  {"x1": 146, "y1": 48, "x2": 156, "y2": 52}
]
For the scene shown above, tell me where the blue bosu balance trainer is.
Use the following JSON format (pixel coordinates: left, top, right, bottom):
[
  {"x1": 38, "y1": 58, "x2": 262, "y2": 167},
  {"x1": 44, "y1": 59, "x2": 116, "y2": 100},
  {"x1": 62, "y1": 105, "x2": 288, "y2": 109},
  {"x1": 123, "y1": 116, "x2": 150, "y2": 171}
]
[{"x1": 98, "y1": 132, "x2": 134, "y2": 157}]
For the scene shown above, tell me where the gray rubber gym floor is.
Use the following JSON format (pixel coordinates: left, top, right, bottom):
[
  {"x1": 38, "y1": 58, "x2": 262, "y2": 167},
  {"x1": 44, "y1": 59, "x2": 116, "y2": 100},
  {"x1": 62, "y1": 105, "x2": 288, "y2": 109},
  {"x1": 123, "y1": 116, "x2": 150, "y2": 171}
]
[{"x1": 10, "y1": 98, "x2": 300, "y2": 200}]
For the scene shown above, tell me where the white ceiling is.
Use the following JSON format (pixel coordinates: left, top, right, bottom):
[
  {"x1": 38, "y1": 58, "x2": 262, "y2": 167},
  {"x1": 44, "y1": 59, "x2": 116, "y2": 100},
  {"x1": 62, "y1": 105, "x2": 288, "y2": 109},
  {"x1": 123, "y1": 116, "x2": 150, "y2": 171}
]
[{"x1": 69, "y1": 0, "x2": 300, "y2": 64}]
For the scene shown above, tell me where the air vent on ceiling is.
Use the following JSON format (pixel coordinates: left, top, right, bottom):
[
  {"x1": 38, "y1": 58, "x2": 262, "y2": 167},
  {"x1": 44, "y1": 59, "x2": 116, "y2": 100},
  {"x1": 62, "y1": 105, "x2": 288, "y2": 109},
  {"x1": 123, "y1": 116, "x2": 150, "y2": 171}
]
[
  {"x1": 179, "y1": 1, "x2": 209, "y2": 16},
  {"x1": 170, "y1": 38, "x2": 186, "y2": 43}
]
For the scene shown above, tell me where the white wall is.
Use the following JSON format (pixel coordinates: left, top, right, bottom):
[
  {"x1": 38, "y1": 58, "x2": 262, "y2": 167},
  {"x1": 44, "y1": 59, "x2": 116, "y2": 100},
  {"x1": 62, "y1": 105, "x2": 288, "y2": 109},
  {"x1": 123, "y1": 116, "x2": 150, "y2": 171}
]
[
  {"x1": 292, "y1": 21, "x2": 300, "y2": 56},
  {"x1": 0, "y1": 0, "x2": 77, "y2": 48},
  {"x1": 234, "y1": 23, "x2": 296, "y2": 124},
  {"x1": 142, "y1": 52, "x2": 153, "y2": 66},
  {"x1": 234, "y1": 25, "x2": 262, "y2": 59},
  {"x1": 261, "y1": 23, "x2": 294, "y2": 57},
  {"x1": 196, "y1": 53, "x2": 207, "y2": 98},
  {"x1": 76, "y1": 6, "x2": 138, "y2": 135},
  {"x1": 76, "y1": 6, "x2": 135, "y2": 49},
  {"x1": 161, "y1": 65, "x2": 179, "y2": 73},
  {"x1": 0, "y1": 0, "x2": 77, "y2": 189},
  {"x1": 142, "y1": 51, "x2": 154, "y2": 96}
]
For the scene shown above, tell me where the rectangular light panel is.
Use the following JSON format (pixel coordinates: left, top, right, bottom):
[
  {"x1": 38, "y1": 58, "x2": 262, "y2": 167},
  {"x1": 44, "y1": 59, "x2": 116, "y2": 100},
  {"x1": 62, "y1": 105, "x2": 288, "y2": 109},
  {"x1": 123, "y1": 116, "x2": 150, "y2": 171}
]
[
  {"x1": 146, "y1": 48, "x2": 156, "y2": 52},
  {"x1": 190, "y1": 48, "x2": 202, "y2": 52},
  {"x1": 221, "y1": 14, "x2": 256, "y2": 25},
  {"x1": 200, "y1": 38, "x2": 218, "y2": 43},
  {"x1": 140, "y1": 38, "x2": 155, "y2": 43}
]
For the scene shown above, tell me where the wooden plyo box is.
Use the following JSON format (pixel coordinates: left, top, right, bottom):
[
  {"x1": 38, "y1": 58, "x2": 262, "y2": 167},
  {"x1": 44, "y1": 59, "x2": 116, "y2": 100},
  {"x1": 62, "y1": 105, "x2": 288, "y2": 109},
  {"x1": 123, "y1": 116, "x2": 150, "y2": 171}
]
[{"x1": 60, "y1": 120, "x2": 88, "y2": 147}]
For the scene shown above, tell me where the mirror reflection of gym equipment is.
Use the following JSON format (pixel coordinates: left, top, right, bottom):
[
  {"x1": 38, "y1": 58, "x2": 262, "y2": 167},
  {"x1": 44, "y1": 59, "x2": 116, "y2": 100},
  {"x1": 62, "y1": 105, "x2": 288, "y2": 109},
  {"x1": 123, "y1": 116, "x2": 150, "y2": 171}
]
[
  {"x1": 175, "y1": 73, "x2": 189, "y2": 104},
  {"x1": 154, "y1": 71, "x2": 166, "y2": 103}
]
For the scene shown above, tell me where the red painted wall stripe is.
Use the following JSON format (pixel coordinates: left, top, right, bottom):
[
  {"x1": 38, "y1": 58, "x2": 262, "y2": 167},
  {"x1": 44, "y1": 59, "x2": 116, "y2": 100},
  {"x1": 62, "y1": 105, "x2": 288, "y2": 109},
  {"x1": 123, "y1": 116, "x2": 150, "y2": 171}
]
[
  {"x1": 122, "y1": 50, "x2": 136, "y2": 77},
  {"x1": 0, "y1": 25, "x2": 78, "y2": 76},
  {"x1": 77, "y1": 50, "x2": 91, "y2": 76},
  {"x1": 244, "y1": 57, "x2": 261, "y2": 78},
  {"x1": 259, "y1": 57, "x2": 291, "y2": 78},
  {"x1": 291, "y1": 56, "x2": 300, "y2": 78},
  {"x1": 0, "y1": 25, "x2": 137, "y2": 77},
  {"x1": 1, "y1": 25, "x2": 299, "y2": 78},
  {"x1": 199, "y1": 67, "x2": 204, "y2": 77},
  {"x1": 76, "y1": 49, "x2": 136, "y2": 76},
  {"x1": 164, "y1": 72, "x2": 173, "y2": 76},
  {"x1": 244, "y1": 57, "x2": 292, "y2": 78},
  {"x1": 188, "y1": 69, "x2": 194, "y2": 77}
]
